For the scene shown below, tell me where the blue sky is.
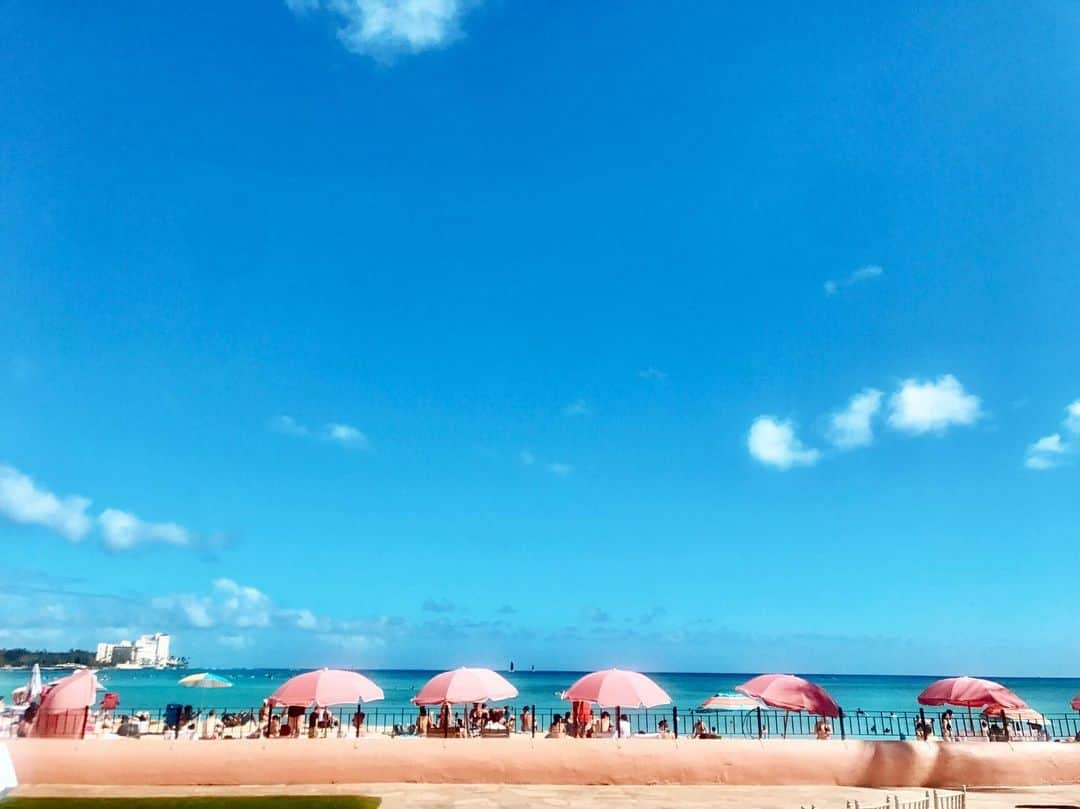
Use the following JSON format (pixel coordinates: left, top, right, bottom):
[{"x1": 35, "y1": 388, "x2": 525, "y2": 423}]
[{"x1": 2, "y1": 1, "x2": 1079, "y2": 675}]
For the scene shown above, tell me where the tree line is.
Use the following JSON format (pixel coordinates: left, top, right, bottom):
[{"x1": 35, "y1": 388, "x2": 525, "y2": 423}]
[{"x1": 0, "y1": 647, "x2": 98, "y2": 667}]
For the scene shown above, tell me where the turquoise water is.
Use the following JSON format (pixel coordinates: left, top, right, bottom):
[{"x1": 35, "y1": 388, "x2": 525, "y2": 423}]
[{"x1": 5, "y1": 668, "x2": 1080, "y2": 719}]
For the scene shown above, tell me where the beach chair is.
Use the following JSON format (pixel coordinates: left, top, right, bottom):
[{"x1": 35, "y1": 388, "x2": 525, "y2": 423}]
[{"x1": 425, "y1": 724, "x2": 464, "y2": 738}]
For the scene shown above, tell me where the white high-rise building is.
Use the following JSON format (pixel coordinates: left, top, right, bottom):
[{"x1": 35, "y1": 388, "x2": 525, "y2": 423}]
[
  {"x1": 94, "y1": 633, "x2": 173, "y2": 667},
  {"x1": 133, "y1": 633, "x2": 170, "y2": 666}
]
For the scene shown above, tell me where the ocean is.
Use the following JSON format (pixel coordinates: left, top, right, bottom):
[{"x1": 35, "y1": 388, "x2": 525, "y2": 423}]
[{"x1": 5, "y1": 668, "x2": 1080, "y2": 720}]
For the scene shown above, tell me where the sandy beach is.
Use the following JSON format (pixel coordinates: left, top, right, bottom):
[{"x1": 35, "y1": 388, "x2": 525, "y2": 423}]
[{"x1": 8, "y1": 736, "x2": 1080, "y2": 790}]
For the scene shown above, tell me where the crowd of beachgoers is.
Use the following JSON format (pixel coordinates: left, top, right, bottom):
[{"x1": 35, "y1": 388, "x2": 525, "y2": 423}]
[{"x1": 4, "y1": 667, "x2": 1079, "y2": 744}]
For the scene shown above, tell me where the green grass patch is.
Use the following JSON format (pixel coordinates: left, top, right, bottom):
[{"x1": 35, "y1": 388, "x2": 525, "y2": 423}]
[{"x1": 3, "y1": 799, "x2": 379, "y2": 809}]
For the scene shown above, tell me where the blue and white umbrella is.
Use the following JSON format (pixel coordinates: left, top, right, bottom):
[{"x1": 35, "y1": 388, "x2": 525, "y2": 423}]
[{"x1": 178, "y1": 672, "x2": 233, "y2": 689}]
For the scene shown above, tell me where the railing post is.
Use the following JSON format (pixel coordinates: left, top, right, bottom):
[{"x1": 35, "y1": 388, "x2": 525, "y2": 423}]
[
  {"x1": 673, "y1": 706, "x2": 678, "y2": 738},
  {"x1": 839, "y1": 706, "x2": 846, "y2": 740},
  {"x1": 531, "y1": 704, "x2": 536, "y2": 738}
]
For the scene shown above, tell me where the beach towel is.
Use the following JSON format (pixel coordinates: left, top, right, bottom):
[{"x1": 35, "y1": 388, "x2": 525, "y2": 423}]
[{"x1": 0, "y1": 742, "x2": 17, "y2": 795}]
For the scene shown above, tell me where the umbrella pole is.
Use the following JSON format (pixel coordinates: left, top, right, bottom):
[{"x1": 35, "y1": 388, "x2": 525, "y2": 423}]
[
  {"x1": 838, "y1": 707, "x2": 846, "y2": 741},
  {"x1": 616, "y1": 706, "x2": 622, "y2": 738},
  {"x1": 782, "y1": 711, "x2": 788, "y2": 739},
  {"x1": 356, "y1": 701, "x2": 361, "y2": 738},
  {"x1": 967, "y1": 705, "x2": 973, "y2": 736},
  {"x1": 756, "y1": 706, "x2": 763, "y2": 739}
]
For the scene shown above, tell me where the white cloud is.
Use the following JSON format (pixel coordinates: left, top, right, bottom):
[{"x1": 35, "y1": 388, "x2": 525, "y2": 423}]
[
  {"x1": 1025, "y1": 434, "x2": 1067, "y2": 470},
  {"x1": 887, "y1": 375, "x2": 982, "y2": 434},
  {"x1": 1031, "y1": 434, "x2": 1066, "y2": 454},
  {"x1": 1065, "y1": 400, "x2": 1080, "y2": 434},
  {"x1": 281, "y1": 608, "x2": 320, "y2": 630},
  {"x1": 155, "y1": 578, "x2": 275, "y2": 630},
  {"x1": 851, "y1": 265, "x2": 884, "y2": 282},
  {"x1": 828, "y1": 388, "x2": 883, "y2": 449},
  {"x1": 270, "y1": 415, "x2": 371, "y2": 451},
  {"x1": 563, "y1": 399, "x2": 591, "y2": 417},
  {"x1": 519, "y1": 450, "x2": 535, "y2": 466},
  {"x1": 213, "y1": 578, "x2": 274, "y2": 628},
  {"x1": 824, "y1": 264, "x2": 884, "y2": 296},
  {"x1": 98, "y1": 508, "x2": 190, "y2": 551},
  {"x1": 0, "y1": 464, "x2": 92, "y2": 541},
  {"x1": 175, "y1": 596, "x2": 216, "y2": 628},
  {"x1": 324, "y1": 422, "x2": 371, "y2": 450},
  {"x1": 287, "y1": 0, "x2": 479, "y2": 61},
  {"x1": 747, "y1": 417, "x2": 821, "y2": 469},
  {"x1": 1023, "y1": 400, "x2": 1080, "y2": 470},
  {"x1": 268, "y1": 415, "x2": 309, "y2": 436},
  {"x1": 638, "y1": 367, "x2": 667, "y2": 383},
  {"x1": 547, "y1": 462, "x2": 573, "y2": 477}
]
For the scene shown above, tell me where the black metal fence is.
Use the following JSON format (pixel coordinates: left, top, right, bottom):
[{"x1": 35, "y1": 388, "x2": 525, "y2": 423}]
[{"x1": 10, "y1": 704, "x2": 1075, "y2": 742}]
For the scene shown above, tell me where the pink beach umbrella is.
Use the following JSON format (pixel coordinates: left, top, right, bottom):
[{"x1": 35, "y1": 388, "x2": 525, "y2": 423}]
[
  {"x1": 411, "y1": 667, "x2": 518, "y2": 706},
  {"x1": 268, "y1": 668, "x2": 384, "y2": 739},
  {"x1": 1071, "y1": 693, "x2": 1080, "y2": 711},
  {"x1": 38, "y1": 669, "x2": 99, "y2": 713},
  {"x1": 917, "y1": 676, "x2": 1028, "y2": 734},
  {"x1": 562, "y1": 669, "x2": 671, "y2": 738},
  {"x1": 736, "y1": 673, "x2": 840, "y2": 718},
  {"x1": 268, "y1": 668, "x2": 384, "y2": 707},
  {"x1": 34, "y1": 669, "x2": 99, "y2": 738},
  {"x1": 562, "y1": 668, "x2": 671, "y2": 709},
  {"x1": 917, "y1": 676, "x2": 1027, "y2": 710},
  {"x1": 982, "y1": 705, "x2": 1045, "y2": 724}
]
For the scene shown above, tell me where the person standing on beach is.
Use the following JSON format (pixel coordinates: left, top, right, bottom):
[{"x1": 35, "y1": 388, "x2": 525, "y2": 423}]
[
  {"x1": 572, "y1": 700, "x2": 592, "y2": 738},
  {"x1": 520, "y1": 707, "x2": 533, "y2": 733},
  {"x1": 941, "y1": 710, "x2": 954, "y2": 741},
  {"x1": 814, "y1": 717, "x2": 832, "y2": 740},
  {"x1": 286, "y1": 704, "x2": 305, "y2": 737},
  {"x1": 200, "y1": 710, "x2": 220, "y2": 740}
]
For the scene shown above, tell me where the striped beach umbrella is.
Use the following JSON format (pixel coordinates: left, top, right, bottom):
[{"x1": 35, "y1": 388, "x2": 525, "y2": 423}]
[
  {"x1": 178, "y1": 672, "x2": 234, "y2": 689},
  {"x1": 701, "y1": 692, "x2": 762, "y2": 711}
]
